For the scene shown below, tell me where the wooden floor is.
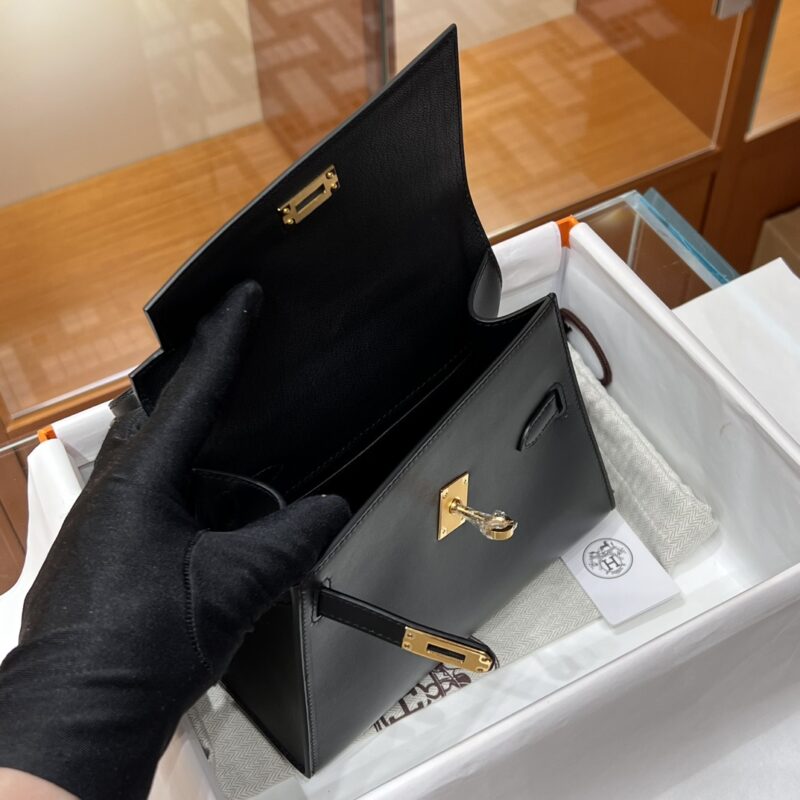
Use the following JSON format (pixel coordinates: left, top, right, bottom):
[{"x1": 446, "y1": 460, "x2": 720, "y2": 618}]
[
  {"x1": 750, "y1": 0, "x2": 800, "y2": 137},
  {"x1": 0, "y1": 13, "x2": 710, "y2": 429}
]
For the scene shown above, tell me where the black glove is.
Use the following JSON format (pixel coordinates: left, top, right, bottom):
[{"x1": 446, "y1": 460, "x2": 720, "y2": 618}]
[{"x1": 0, "y1": 281, "x2": 350, "y2": 800}]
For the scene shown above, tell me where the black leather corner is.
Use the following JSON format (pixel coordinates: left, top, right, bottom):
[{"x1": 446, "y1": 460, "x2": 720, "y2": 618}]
[{"x1": 470, "y1": 249, "x2": 503, "y2": 321}]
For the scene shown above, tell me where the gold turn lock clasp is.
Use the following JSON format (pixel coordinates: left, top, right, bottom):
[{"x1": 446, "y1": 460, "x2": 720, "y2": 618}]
[
  {"x1": 278, "y1": 165, "x2": 340, "y2": 225},
  {"x1": 438, "y1": 473, "x2": 518, "y2": 541},
  {"x1": 449, "y1": 501, "x2": 517, "y2": 540},
  {"x1": 402, "y1": 627, "x2": 493, "y2": 673}
]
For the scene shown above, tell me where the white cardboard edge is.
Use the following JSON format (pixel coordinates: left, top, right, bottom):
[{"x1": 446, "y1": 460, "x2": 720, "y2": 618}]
[{"x1": 568, "y1": 224, "x2": 800, "y2": 472}]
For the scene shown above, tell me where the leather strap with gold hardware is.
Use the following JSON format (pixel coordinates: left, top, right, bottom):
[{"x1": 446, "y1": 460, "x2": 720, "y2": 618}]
[{"x1": 316, "y1": 587, "x2": 496, "y2": 673}]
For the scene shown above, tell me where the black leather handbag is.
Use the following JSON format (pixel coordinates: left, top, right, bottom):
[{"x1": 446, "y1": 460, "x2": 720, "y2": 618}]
[{"x1": 127, "y1": 26, "x2": 614, "y2": 775}]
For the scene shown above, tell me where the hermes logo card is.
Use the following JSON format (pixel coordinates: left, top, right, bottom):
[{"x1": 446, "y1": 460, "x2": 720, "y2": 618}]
[{"x1": 562, "y1": 510, "x2": 680, "y2": 626}]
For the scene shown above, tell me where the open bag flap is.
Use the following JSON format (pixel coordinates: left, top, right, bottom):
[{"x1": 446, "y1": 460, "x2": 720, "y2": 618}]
[{"x1": 131, "y1": 26, "x2": 503, "y2": 497}]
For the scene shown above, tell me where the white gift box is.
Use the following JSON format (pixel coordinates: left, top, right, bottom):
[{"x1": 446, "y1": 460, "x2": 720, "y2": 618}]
[{"x1": 2, "y1": 220, "x2": 799, "y2": 799}]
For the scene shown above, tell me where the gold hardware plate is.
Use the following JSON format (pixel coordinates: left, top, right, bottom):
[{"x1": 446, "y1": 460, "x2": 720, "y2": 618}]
[
  {"x1": 438, "y1": 473, "x2": 470, "y2": 540},
  {"x1": 278, "y1": 165, "x2": 339, "y2": 225},
  {"x1": 402, "y1": 626, "x2": 493, "y2": 673}
]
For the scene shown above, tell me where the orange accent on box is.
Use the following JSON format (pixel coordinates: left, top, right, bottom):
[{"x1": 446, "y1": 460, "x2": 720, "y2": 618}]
[
  {"x1": 37, "y1": 425, "x2": 57, "y2": 443},
  {"x1": 557, "y1": 216, "x2": 579, "y2": 247}
]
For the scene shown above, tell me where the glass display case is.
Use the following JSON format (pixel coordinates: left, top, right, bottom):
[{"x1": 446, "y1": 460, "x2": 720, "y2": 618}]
[
  {"x1": 749, "y1": 0, "x2": 800, "y2": 137},
  {"x1": 390, "y1": 1, "x2": 742, "y2": 232},
  {"x1": 0, "y1": 434, "x2": 36, "y2": 594},
  {"x1": 0, "y1": 188, "x2": 740, "y2": 593},
  {"x1": 0, "y1": 0, "x2": 754, "y2": 439},
  {"x1": 578, "y1": 189, "x2": 738, "y2": 307}
]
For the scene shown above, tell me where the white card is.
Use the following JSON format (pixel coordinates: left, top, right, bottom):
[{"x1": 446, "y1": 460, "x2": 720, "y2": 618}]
[{"x1": 562, "y1": 510, "x2": 680, "y2": 626}]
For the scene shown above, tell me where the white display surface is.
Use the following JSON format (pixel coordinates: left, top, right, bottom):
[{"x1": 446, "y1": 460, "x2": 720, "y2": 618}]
[
  {"x1": 675, "y1": 258, "x2": 800, "y2": 446},
  {"x1": 2, "y1": 222, "x2": 799, "y2": 799},
  {"x1": 373, "y1": 563, "x2": 800, "y2": 799}
]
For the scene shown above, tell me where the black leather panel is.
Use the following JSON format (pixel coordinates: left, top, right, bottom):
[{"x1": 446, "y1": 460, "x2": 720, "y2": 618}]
[
  {"x1": 223, "y1": 596, "x2": 309, "y2": 772},
  {"x1": 131, "y1": 26, "x2": 496, "y2": 505},
  {"x1": 300, "y1": 296, "x2": 613, "y2": 770}
]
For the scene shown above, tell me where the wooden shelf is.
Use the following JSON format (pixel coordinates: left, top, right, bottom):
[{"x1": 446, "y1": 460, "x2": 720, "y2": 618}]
[
  {"x1": 0, "y1": 12, "x2": 711, "y2": 427},
  {"x1": 750, "y1": 0, "x2": 800, "y2": 137}
]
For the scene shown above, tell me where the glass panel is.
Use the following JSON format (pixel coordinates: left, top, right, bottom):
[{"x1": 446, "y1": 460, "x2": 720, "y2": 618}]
[
  {"x1": 0, "y1": 1, "x2": 742, "y2": 429},
  {"x1": 389, "y1": 1, "x2": 743, "y2": 234},
  {"x1": 578, "y1": 189, "x2": 738, "y2": 307},
  {"x1": 750, "y1": 0, "x2": 800, "y2": 137},
  {"x1": 0, "y1": 0, "x2": 380, "y2": 426},
  {"x1": 0, "y1": 435, "x2": 37, "y2": 593}
]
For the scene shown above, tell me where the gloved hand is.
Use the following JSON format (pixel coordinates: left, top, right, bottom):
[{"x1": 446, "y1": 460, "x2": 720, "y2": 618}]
[{"x1": 0, "y1": 281, "x2": 350, "y2": 800}]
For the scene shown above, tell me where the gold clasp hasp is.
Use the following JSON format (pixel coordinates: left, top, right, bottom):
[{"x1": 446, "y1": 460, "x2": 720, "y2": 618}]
[
  {"x1": 278, "y1": 165, "x2": 340, "y2": 225},
  {"x1": 402, "y1": 627, "x2": 493, "y2": 672},
  {"x1": 437, "y1": 473, "x2": 518, "y2": 541}
]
